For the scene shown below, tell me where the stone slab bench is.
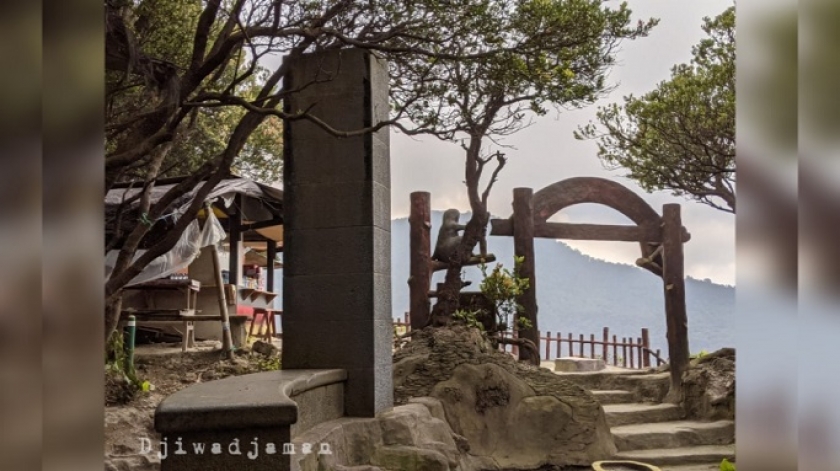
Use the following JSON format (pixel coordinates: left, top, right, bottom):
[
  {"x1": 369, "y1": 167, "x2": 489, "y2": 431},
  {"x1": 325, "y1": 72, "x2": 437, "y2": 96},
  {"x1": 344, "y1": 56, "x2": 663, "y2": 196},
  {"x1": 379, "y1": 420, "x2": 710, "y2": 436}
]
[{"x1": 155, "y1": 369, "x2": 346, "y2": 471}]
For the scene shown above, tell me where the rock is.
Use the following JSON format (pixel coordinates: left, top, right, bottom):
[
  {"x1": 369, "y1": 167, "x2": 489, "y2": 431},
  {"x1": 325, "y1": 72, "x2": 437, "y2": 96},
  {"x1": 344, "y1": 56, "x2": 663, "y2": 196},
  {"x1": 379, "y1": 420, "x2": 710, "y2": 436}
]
[
  {"x1": 181, "y1": 371, "x2": 198, "y2": 383},
  {"x1": 682, "y1": 347, "x2": 735, "y2": 421},
  {"x1": 291, "y1": 399, "x2": 473, "y2": 471},
  {"x1": 252, "y1": 340, "x2": 278, "y2": 357},
  {"x1": 393, "y1": 326, "x2": 616, "y2": 469},
  {"x1": 372, "y1": 445, "x2": 450, "y2": 471}
]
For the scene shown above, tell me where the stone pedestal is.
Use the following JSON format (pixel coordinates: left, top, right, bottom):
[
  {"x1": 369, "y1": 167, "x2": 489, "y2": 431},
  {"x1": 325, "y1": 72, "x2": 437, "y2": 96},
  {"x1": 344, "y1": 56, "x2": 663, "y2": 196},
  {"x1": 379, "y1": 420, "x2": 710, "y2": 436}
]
[{"x1": 282, "y1": 48, "x2": 393, "y2": 417}]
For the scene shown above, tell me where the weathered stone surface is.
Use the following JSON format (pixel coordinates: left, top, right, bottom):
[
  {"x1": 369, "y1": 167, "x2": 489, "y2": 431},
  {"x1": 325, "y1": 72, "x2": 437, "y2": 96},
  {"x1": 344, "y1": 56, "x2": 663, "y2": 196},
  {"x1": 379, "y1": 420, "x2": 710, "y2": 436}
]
[
  {"x1": 290, "y1": 399, "x2": 479, "y2": 471},
  {"x1": 554, "y1": 357, "x2": 606, "y2": 372},
  {"x1": 393, "y1": 327, "x2": 616, "y2": 469},
  {"x1": 371, "y1": 446, "x2": 450, "y2": 471},
  {"x1": 682, "y1": 348, "x2": 734, "y2": 421}
]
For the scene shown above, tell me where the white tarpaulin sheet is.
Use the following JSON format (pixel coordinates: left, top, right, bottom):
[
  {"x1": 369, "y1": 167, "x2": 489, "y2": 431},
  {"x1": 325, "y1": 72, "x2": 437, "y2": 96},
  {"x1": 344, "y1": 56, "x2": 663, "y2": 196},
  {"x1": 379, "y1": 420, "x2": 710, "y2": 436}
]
[{"x1": 104, "y1": 208, "x2": 226, "y2": 286}]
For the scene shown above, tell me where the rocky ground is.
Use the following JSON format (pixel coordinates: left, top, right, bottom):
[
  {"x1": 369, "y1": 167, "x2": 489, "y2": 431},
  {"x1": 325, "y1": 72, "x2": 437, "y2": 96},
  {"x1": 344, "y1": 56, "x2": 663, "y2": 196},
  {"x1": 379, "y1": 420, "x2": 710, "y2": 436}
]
[
  {"x1": 104, "y1": 340, "x2": 280, "y2": 471},
  {"x1": 393, "y1": 327, "x2": 615, "y2": 470}
]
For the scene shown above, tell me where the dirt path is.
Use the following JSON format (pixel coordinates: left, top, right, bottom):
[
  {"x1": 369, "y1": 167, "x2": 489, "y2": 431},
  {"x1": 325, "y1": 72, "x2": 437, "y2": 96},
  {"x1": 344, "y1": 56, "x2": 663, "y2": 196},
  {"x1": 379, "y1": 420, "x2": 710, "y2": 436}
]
[{"x1": 104, "y1": 341, "x2": 279, "y2": 471}]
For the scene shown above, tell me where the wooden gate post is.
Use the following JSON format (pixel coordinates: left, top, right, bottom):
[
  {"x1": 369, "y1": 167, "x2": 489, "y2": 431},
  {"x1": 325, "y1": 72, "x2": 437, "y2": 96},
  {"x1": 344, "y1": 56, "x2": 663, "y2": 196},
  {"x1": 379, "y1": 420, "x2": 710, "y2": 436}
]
[
  {"x1": 513, "y1": 188, "x2": 539, "y2": 362},
  {"x1": 408, "y1": 191, "x2": 432, "y2": 330},
  {"x1": 641, "y1": 328, "x2": 651, "y2": 368},
  {"x1": 662, "y1": 204, "x2": 690, "y2": 403}
]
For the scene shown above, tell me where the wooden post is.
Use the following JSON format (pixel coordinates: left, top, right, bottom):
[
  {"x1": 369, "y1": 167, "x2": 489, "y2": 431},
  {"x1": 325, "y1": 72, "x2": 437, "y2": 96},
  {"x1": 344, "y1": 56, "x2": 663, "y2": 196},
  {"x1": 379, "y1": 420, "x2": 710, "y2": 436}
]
[
  {"x1": 207, "y1": 205, "x2": 234, "y2": 359},
  {"x1": 513, "y1": 188, "x2": 538, "y2": 362},
  {"x1": 629, "y1": 338, "x2": 635, "y2": 368},
  {"x1": 641, "y1": 328, "x2": 651, "y2": 368},
  {"x1": 579, "y1": 333, "x2": 584, "y2": 357},
  {"x1": 555, "y1": 332, "x2": 561, "y2": 359},
  {"x1": 266, "y1": 239, "x2": 277, "y2": 292},
  {"x1": 568, "y1": 332, "x2": 573, "y2": 357},
  {"x1": 545, "y1": 331, "x2": 551, "y2": 360},
  {"x1": 662, "y1": 204, "x2": 690, "y2": 402},
  {"x1": 637, "y1": 337, "x2": 643, "y2": 369},
  {"x1": 603, "y1": 328, "x2": 609, "y2": 362},
  {"x1": 408, "y1": 191, "x2": 432, "y2": 330},
  {"x1": 229, "y1": 195, "x2": 242, "y2": 286},
  {"x1": 622, "y1": 338, "x2": 628, "y2": 367},
  {"x1": 612, "y1": 335, "x2": 618, "y2": 366},
  {"x1": 590, "y1": 334, "x2": 595, "y2": 358}
]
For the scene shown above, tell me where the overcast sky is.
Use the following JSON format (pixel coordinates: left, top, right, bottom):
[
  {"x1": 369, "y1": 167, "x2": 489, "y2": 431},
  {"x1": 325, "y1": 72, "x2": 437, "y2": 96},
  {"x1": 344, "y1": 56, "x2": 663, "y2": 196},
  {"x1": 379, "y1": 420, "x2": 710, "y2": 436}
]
[{"x1": 389, "y1": 0, "x2": 736, "y2": 286}]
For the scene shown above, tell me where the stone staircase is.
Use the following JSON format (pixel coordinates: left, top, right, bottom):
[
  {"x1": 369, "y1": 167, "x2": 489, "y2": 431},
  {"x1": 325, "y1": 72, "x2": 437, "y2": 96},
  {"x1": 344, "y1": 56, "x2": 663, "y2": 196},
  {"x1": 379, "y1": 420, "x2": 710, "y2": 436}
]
[{"x1": 562, "y1": 372, "x2": 735, "y2": 471}]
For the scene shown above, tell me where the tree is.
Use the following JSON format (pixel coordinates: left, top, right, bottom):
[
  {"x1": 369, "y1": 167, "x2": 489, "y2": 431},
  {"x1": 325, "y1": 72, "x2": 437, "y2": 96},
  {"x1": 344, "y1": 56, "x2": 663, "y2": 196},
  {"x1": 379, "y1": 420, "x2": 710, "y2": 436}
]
[
  {"x1": 102, "y1": 0, "x2": 653, "y2": 345},
  {"x1": 397, "y1": 0, "x2": 655, "y2": 360},
  {"x1": 575, "y1": 6, "x2": 735, "y2": 213}
]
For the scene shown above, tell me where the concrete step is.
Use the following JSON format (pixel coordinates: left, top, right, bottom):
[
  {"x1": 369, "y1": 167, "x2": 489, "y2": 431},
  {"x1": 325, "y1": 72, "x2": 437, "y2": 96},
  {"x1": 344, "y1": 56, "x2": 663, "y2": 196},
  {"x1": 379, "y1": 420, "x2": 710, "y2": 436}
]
[
  {"x1": 603, "y1": 403, "x2": 684, "y2": 427},
  {"x1": 590, "y1": 389, "x2": 636, "y2": 405},
  {"x1": 614, "y1": 444, "x2": 735, "y2": 467},
  {"x1": 555, "y1": 369, "x2": 669, "y2": 395},
  {"x1": 611, "y1": 420, "x2": 735, "y2": 452}
]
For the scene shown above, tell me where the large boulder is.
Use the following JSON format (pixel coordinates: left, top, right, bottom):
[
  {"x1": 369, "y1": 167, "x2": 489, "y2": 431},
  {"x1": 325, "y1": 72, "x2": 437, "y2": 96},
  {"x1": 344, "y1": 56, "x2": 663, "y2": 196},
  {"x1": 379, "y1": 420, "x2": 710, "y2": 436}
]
[
  {"x1": 291, "y1": 399, "x2": 485, "y2": 471},
  {"x1": 682, "y1": 347, "x2": 735, "y2": 421},
  {"x1": 393, "y1": 327, "x2": 616, "y2": 469}
]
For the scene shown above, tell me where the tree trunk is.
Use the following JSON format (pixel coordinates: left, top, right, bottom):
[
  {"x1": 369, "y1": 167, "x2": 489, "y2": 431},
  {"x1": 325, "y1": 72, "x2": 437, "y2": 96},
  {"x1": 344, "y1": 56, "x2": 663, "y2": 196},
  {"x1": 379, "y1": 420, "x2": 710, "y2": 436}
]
[
  {"x1": 430, "y1": 131, "x2": 493, "y2": 326},
  {"x1": 105, "y1": 294, "x2": 123, "y2": 344}
]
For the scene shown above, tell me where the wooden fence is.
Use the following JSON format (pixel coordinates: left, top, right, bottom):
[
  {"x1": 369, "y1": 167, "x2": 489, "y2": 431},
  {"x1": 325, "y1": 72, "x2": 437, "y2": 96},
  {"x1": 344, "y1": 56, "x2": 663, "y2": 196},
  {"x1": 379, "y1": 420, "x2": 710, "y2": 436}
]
[{"x1": 394, "y1": 314, "x2": 665, "y2": 370}]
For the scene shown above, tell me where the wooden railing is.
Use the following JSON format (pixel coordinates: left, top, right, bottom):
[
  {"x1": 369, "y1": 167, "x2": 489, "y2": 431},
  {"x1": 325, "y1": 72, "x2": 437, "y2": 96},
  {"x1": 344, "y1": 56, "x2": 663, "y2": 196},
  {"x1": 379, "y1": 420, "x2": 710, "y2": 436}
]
[{"x1": 394, "y1": 313, "x2": 665, "y2": 369}]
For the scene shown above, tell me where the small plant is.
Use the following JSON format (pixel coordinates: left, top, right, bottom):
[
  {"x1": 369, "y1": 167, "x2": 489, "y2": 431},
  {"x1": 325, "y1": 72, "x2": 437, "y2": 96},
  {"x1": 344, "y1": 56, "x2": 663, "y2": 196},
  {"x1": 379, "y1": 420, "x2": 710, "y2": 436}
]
[
  {"x1": 254, "y1": 356, "x2": 281, "y2": 371},
  {"x1": 453, "y1": 309, "x2": 485, "y2": 331},
  {"x1": 691, "y1": 349, "x2": 709, "y2": 360},
  {"x1": 477, "y1": 255, "x2": 530, "y2": 336},
  {"x1": 720, "y1": 458, "x2": 735, "y2": 471},
  {"x1": 105, "y1": 332, "x2": 153, "y2": 404}
]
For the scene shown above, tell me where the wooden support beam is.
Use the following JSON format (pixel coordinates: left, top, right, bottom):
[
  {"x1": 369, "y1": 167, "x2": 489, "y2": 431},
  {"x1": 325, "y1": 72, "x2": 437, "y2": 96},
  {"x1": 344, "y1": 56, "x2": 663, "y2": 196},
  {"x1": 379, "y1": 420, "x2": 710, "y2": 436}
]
[
  {"x1": 206, "y1": 203, "x2": 235, "y2": 358},
  {"x1": 240, "y1": 218, "x2": 284, "y2": 231},
  {"x1": 430, "y1": 253, "x2": 496, "y2": 272},
  {"x1": 409, "y1": 192, "x2": 432, "y2": 330},
  {"x1": 662, "y1": 203, "x2": 690, "y2": 403},
  {"x1": 491, "y1": 219, "x2": 690, "y2": 243},
  {"x1": 513, "y1": 188, "x2": 539, "y2": 363}
]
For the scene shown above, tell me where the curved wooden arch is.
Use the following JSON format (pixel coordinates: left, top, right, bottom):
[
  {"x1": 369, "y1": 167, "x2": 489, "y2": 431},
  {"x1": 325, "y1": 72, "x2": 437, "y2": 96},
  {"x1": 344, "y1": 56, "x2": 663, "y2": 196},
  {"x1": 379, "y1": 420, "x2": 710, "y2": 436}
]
[
  {"x1": 532, "y1": 177, "x2": 661, "y2": 226},
  {"x1": 531, "y1": 177, "x2": 664, "y2": 273}
]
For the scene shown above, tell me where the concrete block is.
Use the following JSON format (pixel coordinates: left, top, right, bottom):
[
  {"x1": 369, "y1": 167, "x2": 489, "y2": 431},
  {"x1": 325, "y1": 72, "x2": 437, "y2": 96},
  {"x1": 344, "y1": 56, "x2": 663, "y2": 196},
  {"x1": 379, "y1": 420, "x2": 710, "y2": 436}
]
[
  {"x1": 282, "y1": 319, "x2": 377, "y2": 369},
  {"x1": 283, "y1": 227, "x2": 374, "y2": 276},
  {"x1": 554, "y1": 357, "x2": 607, "y2": 372},
  {"x1": 286, "y1": 181, "x2": 373, "y2": 229},
  {"x1": 284, "y1": 135, "x2": 369, "y2": 184}
]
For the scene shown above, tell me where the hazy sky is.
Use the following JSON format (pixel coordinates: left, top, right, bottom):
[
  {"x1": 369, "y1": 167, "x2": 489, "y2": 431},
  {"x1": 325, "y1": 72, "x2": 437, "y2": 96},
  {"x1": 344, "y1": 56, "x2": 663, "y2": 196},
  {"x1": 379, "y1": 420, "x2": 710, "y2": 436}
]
[{"x1": 389, "y1": 0, "x2": 736, "y2": 286}]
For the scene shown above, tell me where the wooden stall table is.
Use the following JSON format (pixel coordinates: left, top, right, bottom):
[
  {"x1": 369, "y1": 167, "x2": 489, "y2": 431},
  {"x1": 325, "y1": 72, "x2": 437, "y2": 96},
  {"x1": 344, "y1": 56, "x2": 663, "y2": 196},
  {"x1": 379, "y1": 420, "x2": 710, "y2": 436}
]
[{"x1": 122, "y1": 278, "x2": 201, "y2": 352}]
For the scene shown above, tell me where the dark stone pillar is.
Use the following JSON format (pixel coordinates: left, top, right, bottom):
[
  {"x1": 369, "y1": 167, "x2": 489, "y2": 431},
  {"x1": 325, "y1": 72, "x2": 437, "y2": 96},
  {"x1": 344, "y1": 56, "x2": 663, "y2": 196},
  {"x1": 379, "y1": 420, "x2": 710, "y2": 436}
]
[{"x1": 282, "y1": 48, "x2": 392, "y2": 417}]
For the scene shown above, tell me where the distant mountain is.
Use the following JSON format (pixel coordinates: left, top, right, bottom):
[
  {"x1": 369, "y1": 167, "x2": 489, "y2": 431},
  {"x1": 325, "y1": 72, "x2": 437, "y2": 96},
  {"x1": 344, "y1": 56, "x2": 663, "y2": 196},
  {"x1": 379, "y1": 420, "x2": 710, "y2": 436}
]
[{"x1": 390, "y1": 211, "x2": 735, "y2": 356}]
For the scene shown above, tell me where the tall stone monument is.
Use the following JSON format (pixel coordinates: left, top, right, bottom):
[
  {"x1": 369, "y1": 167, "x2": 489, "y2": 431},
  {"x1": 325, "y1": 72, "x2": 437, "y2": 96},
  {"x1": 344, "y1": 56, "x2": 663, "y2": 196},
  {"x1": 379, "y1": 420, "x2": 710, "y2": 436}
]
[{"x1": 282, "y1": 48, "x2": 393, "y2": 417}]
